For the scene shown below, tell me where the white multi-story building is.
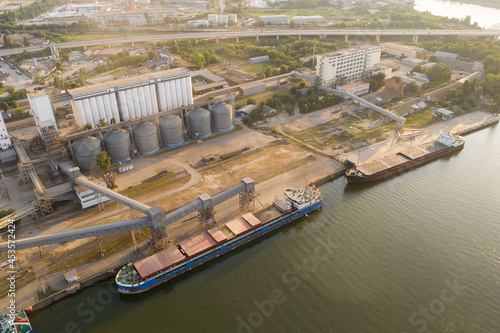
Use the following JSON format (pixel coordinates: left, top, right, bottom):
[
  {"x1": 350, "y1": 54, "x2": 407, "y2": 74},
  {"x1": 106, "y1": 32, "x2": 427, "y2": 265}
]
[
  {"x1": 218, "y1": 15, "x2": 228, "y2": 25},
  {"x1": 316, "y1": 44, "x2": 382, "y2": 87},
  {"x1": 0, "y1": 113, "x2": 12, "y2": 151},
  {"x1": 208, "y1": 14, "x2": 218, "y2": 25},
  {"x1": 228, "y1": 14, "x2": 237, "y2": 23}
]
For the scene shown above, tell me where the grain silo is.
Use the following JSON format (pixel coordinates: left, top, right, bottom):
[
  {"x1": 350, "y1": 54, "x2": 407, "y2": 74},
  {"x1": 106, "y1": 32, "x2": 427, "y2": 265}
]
[
  {"x1": 132, "y1": 122, "x2": 160, "y2": 155},
  {"x1": 188, "y1": 108, "x2": 211, "y2": 139},
  {"x1": 103, "y1": 128, "x2": 132, "y2": 163},
  {"x1": 159, "y1": 116, "x2": 184, "y2": 147},
  {"x1": 72, "y1": 137, "x2": 102, "y2": 172},
  {"x1": 210, "y1": 101, "x2": 233, "y2": 132}
]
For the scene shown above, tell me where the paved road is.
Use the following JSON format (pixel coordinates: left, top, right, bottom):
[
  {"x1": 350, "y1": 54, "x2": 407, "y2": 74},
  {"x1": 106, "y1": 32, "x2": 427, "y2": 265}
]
[{"x1": 0, "y1": 28, "x2": 498, "y2": 56}]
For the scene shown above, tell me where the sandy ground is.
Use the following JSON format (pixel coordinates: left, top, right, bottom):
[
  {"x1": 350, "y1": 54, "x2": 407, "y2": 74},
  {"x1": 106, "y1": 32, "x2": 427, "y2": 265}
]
[{"x1": 342, "y1": 111, "x2": 497, "y2": 164}]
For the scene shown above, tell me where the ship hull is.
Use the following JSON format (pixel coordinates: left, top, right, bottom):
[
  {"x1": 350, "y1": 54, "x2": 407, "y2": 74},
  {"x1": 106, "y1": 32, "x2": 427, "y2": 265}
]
[
  {"x1": 346, "y1": 143, "x2": 464, "y2": 184},
  {"x1": 117, "y1": 199, "x2": 323, "y2": 294}
]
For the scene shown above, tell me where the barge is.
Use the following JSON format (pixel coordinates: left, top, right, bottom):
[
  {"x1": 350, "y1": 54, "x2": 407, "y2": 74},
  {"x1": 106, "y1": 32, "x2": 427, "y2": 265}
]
[
  {"x1": 116, "y1": 186, "x2": 323, "y2": 294},
  {"x1": 346, "y1": 133, "x2": 465, "y2": 183}
]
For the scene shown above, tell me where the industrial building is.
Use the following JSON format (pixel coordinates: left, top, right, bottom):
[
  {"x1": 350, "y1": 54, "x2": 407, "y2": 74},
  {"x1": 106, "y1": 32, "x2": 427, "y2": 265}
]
[
  {"x1": 434, "y1": 51, "x2": 459, "y2": 61},
  {"x1": 257, "y1": 15, "x2": 289, "y2": 25},
  {"x1": 0, "y1": 113, "x2": 15, "y2": 164},
  {"x1": 291, "y1": 16, "x2": 323, "y2": 25},
  {"x1": 316, "y1": 44, "x2": 382, "y2": 87},
  {"x1": 381, "y1": 43, "x2": 427, "y2": 59},
  {"x1": 337, "y1": 81, "x2": 370, "y2": 96},
  {"x1": 69, "y1": 68, "x2": 193, "y2": 129}
]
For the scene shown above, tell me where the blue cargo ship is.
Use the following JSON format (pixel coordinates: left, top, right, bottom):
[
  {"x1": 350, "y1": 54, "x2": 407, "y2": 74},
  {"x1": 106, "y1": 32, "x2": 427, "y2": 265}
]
[{"x1": 116, "y1": 186, "x2": 323, "y2": 294}]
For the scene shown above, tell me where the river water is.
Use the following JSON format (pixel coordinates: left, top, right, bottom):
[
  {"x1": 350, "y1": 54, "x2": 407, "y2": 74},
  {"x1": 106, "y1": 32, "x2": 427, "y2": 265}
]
[
  {"x1": 414, "y1": 0, "x2": 500, "y2": 28},
  {"x1": 30, "y1": 124, "x2": 500, "y2": 332}
]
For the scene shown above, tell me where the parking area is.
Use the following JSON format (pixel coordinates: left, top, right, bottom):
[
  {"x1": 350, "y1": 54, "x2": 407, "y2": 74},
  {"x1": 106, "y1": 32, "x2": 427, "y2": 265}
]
[{"x1": 0, "y1": 59, "x2": 29, "y2": 89}]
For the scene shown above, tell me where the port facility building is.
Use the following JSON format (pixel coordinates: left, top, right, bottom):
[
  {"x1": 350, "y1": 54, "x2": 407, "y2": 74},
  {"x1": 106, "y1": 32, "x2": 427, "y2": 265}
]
[{"x1": 69, "y1": 68, "x2": 193, "y2": 129}]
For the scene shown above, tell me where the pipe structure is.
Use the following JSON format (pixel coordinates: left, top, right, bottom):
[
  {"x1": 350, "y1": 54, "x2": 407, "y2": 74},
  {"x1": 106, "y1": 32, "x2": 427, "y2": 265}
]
[
  {"x1": 318, "y1": 86, "x2": 406, "y2": 124},
  {"x1": 0, "y1": 178, "x2": 255, "y2": 252}
]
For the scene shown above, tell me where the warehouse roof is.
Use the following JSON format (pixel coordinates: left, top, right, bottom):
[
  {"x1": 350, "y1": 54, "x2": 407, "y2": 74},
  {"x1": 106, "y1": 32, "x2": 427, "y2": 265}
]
[{"x1": 69, "y1": 68, "x2": 190, "y2": 97}]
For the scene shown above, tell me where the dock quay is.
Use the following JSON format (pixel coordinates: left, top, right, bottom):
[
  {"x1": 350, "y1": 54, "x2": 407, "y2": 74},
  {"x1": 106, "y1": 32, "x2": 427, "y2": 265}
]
[{"x1": 456, "y1": 116, "x2": 499, "y2": 135}]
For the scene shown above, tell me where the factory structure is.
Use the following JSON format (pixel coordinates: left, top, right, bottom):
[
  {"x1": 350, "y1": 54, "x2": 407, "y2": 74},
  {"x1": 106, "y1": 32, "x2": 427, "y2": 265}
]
[
  {"x1": 69, "y1": 68, "x2": 194, "y2": 129},
  {"x1": 66, "y1": 88, "x2": 234, "y2": 171}
]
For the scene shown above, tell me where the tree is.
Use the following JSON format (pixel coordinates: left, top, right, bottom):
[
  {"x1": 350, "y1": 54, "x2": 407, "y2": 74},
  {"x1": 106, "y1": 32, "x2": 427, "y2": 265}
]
[
  {"x1": 95, "y1": 151, "x2": 111, "y2": 171},
  {"x1": 369, "y1": 72, "x2": 386, "y2": 91},
  {"x1": 290, "y1": 21, "x2": 297, "y2": 28},
  {"x1": 53, "y1": 76, "x2": 60, "y2": 88},
  {"x1": 11, "y1": 100, "x2": 18, "y2": 109},
  {"x1": 23, "y1": 36, "x2": 30, "y2": 46},
  {"x1": 12, "y1": 108, "x2": 27, "y2": 120},
  {"x1": 407, "y1": 81, "x2": 419, "y2": 94},
  {"x1": 429, "y1": 54, "x2": 439, "y2": 63},
  {"x1": 247, "y1": 97, "x2": 256, "y2": 105},
  {"x1": 55, "y1": 61, "x2": 64, "y2": 71},
  {"x1": 426, "y1": 64, "x2": 452, "y2": 84},
  {"x1": 82, "y1": 123, "x2": 92, "y2": 130},
  {"x1": 147, "y1": 50, "x2": 156, "y2": 60},
  {"x1": 61, "y1": 53, "x2": 70, "y2": 62},
  {"x1": 279, "y1": 64, "x2": 288, "y2": 74},
  {"x1": 228, "y1": 19, "x2": 236, "y2": 27},
  {"x1": 1, "y1": 102, "x2": 9, "y2": 112}
]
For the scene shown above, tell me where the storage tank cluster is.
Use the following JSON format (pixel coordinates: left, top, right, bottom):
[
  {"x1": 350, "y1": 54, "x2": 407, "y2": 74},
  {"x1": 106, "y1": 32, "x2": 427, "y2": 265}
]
[{"x1": 71, "y1": 102, "x2": 234, "y2": 171}]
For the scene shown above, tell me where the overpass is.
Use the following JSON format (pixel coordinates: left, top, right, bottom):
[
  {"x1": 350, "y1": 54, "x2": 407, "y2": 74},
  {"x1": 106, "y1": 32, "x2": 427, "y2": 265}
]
[{"x1": 0, "y1": 28, "x2": 498, "y2": 56}]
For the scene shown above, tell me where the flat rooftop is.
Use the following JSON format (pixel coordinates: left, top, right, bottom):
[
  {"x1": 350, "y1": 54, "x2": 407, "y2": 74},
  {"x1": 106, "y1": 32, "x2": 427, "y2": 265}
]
[
  {"x1": 318, "y1": 44, "x2": 380, "y2": 58},
  {"x1": 69, "y1": 68, "x2": 190, "y2": 97}
]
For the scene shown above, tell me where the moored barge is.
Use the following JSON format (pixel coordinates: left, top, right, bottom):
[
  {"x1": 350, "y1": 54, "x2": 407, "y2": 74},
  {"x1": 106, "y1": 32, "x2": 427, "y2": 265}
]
[
  {"x1": 346, "y1": 133, "x2": 465, "y2": 183},
  {"x1": 116, "y1": 186, "x2": 323, "y2": 294}
]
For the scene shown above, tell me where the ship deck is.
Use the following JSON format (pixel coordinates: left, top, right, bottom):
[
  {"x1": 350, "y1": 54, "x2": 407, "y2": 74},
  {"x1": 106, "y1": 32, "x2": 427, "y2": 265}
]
[{"x1": 357, "y1": 142, "x2": 447, "y2": 176}]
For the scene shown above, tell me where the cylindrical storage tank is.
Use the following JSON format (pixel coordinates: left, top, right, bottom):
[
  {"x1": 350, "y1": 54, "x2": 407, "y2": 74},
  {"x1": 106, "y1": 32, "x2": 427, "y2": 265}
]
[
  {"x1": 188, "y1": 108, "x2": 211, "y2": 139},
  {"x1": 210, "y1": 102, "x2": 234, "y2": 132},
  {"x1": 103, "y1": 129, "x2": 132, "y2": 163},
  {"x1": 132, "y1": 122, "x2": 160, "y2": 155},
  {"x1": 159, "y1": 116, "x2": 184, "y2": 147},
  {"x1": 72, "y1": 137, "x2": 102, "y2": 172}
]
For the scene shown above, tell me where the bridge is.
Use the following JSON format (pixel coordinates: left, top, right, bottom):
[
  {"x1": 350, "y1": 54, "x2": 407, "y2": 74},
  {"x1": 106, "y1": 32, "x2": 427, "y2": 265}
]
[{"x1": 0, "y1": 28, "x2": 498, "y2": 56}]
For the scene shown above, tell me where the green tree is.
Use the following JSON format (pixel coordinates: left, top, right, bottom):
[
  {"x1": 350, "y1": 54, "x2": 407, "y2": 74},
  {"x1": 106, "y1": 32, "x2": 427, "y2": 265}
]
[
  {"x1": 95, "y1": 151, "x2": 111, "y2": 171},
  {"x1": 82, "y1": 123, "x2": 92, "y2": 130},
  {"x1": 1, "y1": 101, "x2": 9, "y2": 112},
  {"x1": 407, "y1": 81, "x2": 419, "y2": 94},
  {"x1": 290, "y1": 21, "x2": 297, "y2": 28},
  {"x1": 55, "y1": 61, "x2": 64, "y2": 71},
  {"x1": 369, "y1": 72, "x2": 386, "y2": 91},
  {"x1": 147, "y1": 50, "x2": 157, "y2": 60},
  {"x1": 61, "y1": 53, "x2": 70, "y2": 62},
  {"x1": 11, "y1": 100, "x2": 18, "y2": 109},
  {"x1": 23, "y1": 36, "x2": 30, "y2": 46},
  {"x1": 429, "y1": 54, "x2": 439, "y2": 63},
  {"x1": 12, "y1": 108, "x2": 27, "y2": 120},
  {"x1": 247, "y1": 97, "x2": 256, "y2": 105},
  {"x1": 53, "y1": 76, "x2": 60, "y2": 88}
]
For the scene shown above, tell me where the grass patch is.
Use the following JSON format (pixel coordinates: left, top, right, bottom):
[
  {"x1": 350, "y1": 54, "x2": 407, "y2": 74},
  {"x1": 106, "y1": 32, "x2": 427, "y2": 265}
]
[
  {"x1": 406, "y1": 109, "x2": 439, "y2": 128},
  {"x1": 240, "y1": 62, "x2": 270, "y2": 74},
  {"x1": 38, "y1": 285, "x2": 58, "y2": 301}
]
